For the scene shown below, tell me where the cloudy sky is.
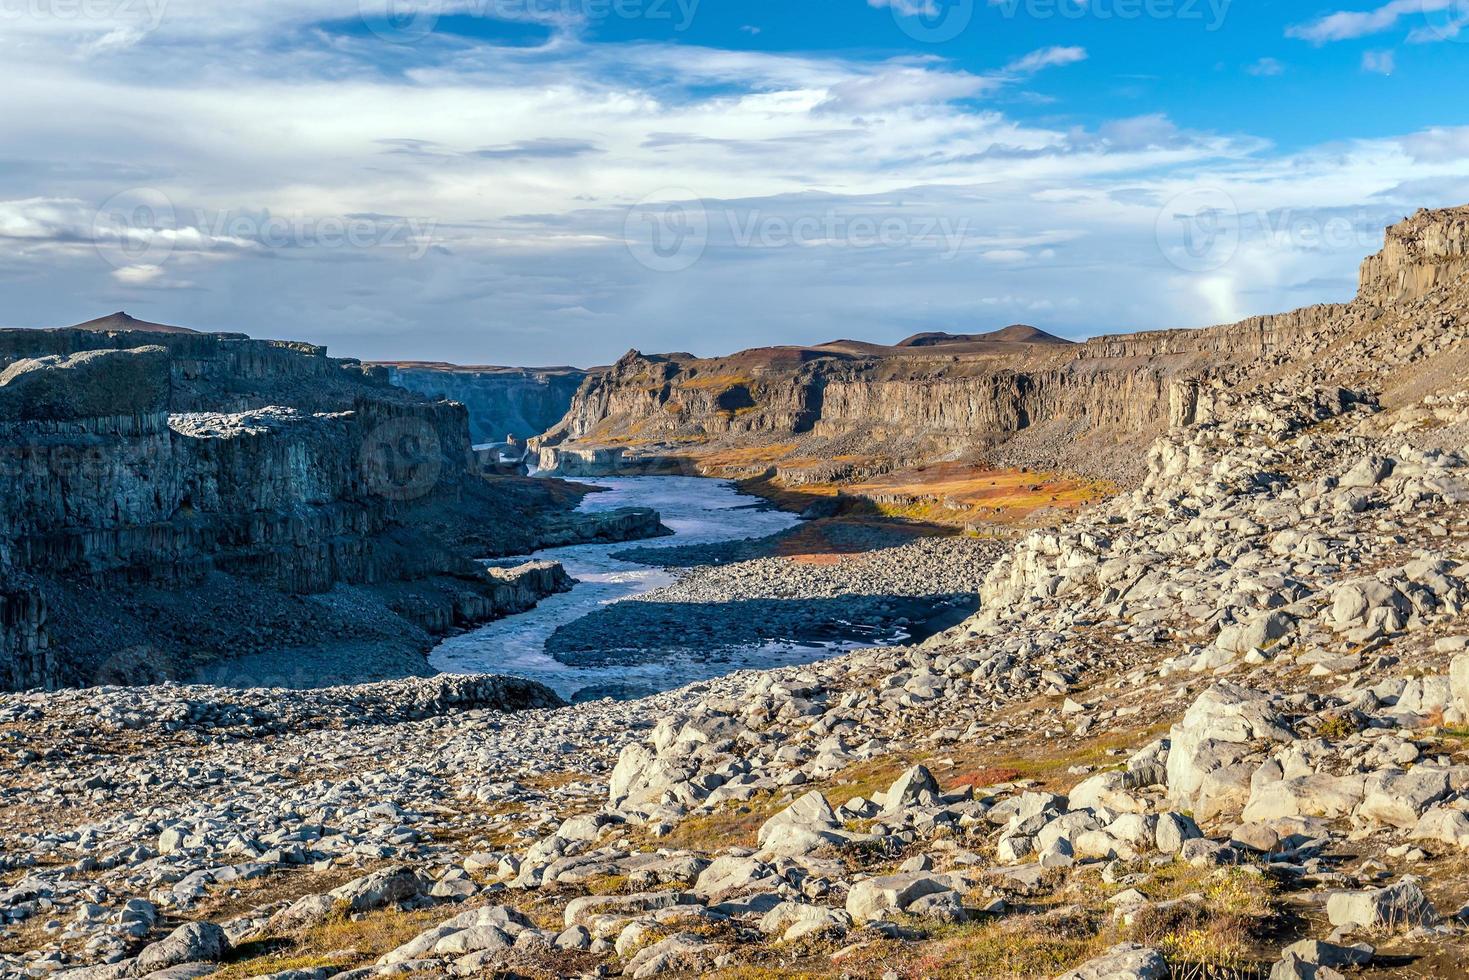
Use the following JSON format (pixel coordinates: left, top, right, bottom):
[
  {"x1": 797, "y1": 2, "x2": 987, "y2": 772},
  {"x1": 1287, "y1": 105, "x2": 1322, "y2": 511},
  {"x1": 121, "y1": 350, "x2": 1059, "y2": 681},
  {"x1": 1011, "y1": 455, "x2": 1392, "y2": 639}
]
[{"x1": 1, "y1": 0, "x2": 1468, "y2": 364}]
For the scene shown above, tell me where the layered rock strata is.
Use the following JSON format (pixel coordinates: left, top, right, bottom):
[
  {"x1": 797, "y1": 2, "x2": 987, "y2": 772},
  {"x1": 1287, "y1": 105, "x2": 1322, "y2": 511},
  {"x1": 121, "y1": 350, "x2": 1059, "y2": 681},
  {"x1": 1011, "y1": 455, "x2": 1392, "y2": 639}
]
[
  {"x1": 534, "y1": 215, "x2": 1469, "y2": 484},
  {"x1": 0, "y1": 325, "x2": 654, "y2": 690},
  {"x1": 377, "y1": 363, "x2": 593, "y2": 446}
]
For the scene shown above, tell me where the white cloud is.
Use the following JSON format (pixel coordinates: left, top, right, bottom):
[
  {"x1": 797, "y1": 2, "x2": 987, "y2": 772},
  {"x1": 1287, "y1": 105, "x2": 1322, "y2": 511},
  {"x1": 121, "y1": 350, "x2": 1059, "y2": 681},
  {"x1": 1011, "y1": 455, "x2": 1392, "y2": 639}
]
[
  {"x1": 0, "y1": 4, "x2": 1466, "y2": 363},
  {"x1": 1287, "y1": 0, "x2": 1455, "y2": 43},
  {"x1": 1362, "y1": 49, "x2": 1397, "y2": 74},
  {"x1": 112, "y1": 264, "x2": 165, "y2": 284},
  {"x1": 1004, "y1": 46, "x2": 1088, "y2": 74},
  {"x1": 817, "y1": 66, "x2": 999, "y2": 112},
  {"x1": 866, "y1": 0, "x2": 940, "y2": 14},
  {"x1": 1246, "y1": 57, "x2": 1285, "y2": 77},
  {"x1": 1400, "y1": 126, "x2": 1469, "y2": 162}
]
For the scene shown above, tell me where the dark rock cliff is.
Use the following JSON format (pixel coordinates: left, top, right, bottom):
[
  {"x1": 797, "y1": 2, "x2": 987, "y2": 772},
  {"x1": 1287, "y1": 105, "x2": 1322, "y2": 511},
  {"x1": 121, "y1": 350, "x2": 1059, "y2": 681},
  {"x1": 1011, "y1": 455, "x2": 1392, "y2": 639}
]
[
  {"x1": 0, "y1": 326, "x2": 649, "y2": 691},
  {"x1": 377, "y1": 363, "x2": 591, "y2": 445}
]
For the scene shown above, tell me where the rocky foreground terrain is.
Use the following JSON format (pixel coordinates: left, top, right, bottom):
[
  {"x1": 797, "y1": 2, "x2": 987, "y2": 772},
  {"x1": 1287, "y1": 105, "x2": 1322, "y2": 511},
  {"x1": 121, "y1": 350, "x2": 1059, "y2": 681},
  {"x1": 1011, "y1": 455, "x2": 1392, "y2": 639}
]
[{"x1": 6, "y1": 207, "x2": 1469, "y2": 979}]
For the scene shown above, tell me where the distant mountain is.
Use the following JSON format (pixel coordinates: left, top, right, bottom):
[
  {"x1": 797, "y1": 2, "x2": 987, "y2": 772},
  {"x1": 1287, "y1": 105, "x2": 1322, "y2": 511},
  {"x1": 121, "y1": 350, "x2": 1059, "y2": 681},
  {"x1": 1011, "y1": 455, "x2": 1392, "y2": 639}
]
[
  {"x1": 896, "y1": 325, "x2": 1072, "y2": 347},
  {"x1": 60, "y1": 311, "x2": 201, "y2": 335}
]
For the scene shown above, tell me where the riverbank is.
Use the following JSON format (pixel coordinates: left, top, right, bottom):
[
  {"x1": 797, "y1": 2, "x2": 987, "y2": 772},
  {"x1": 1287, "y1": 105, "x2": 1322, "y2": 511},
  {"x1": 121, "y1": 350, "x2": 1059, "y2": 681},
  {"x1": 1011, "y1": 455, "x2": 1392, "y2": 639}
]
[
  {"x1": 548, "y1": 535, "x2": 994, "y2": 668},
  {"x1": 432, "y1": 477, "x2": 1001, "y2": 702}
]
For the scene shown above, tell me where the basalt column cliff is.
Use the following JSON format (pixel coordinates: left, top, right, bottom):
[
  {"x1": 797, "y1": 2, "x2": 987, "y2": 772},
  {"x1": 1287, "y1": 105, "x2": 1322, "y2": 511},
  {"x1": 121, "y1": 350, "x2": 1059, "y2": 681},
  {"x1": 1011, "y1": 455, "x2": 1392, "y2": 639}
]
[{"x1": 0, "y1": 315, "x2": 660, "y2": 691}]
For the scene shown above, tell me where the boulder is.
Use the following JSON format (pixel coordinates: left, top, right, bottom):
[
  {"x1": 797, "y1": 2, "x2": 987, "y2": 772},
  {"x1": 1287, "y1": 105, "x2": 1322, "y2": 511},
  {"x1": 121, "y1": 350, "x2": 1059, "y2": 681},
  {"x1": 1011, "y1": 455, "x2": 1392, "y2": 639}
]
[
  {"x1": 624, "y1": 933, "x2": 721, "y2": 979},
  {"x1": 134, "y1": 922, "x2": 230, "y2": 974},
  {"x1": 1057, "y1": 942, "x2": 1167, "y2": 979},
  {"x1": 1326, "y1": 880, "x2": 1439, "y2": 932},
  {"x1": 1214, "y1": 610, "x2": 1295, "y2": 656},
  {"x1": 757, "y1": 901, "x2": 852, "y2": 942},
  {"x1": 757, "y1": 791, "x2": 843, "y2": 856},
  {"x1": 1356, "y1": 768, "x2": 1451, "y2": 828},
  {"x1": 1242, "y1": 774, "x2": 1366, "y2": 823},
  {"x1": 1452, "y1": 653, "x2": 1469, "y2": 714},
  {"x1": 846, "y1": 873, "x2": 956, "y2": 923},
  {"x1": 880, "y1": 765, "x2": 940, "y2": 814},
  {"x1": 1167, "y1": 684, "x2": 1293, "y2": 808},
  {"x1": 1069, "y1": 771, "x2": 1144, "y2": 813},
  {"x1": 1409, "y1": 807, "x2": 1469, "y2": 849},
  {"x1": 1340, "y1": 455, "x2": 1394, "y2": 488}
]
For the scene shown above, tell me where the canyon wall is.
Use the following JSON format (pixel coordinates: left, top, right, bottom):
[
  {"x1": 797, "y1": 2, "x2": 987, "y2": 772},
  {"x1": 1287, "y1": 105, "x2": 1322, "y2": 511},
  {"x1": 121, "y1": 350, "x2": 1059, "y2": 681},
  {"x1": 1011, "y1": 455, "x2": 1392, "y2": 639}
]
[
  {"x1": 537, "y1": 209, "x2": 1461, "y2": 482},
  {"x1": 0, "y1": 326, "x2": 643, "y2": 691},
  {"x1": 1358, "y1": 205, "x2": 1469, "y2": 307},
  {"x1": 379, "y1": 363, "x2": 591, "y2": 445}
]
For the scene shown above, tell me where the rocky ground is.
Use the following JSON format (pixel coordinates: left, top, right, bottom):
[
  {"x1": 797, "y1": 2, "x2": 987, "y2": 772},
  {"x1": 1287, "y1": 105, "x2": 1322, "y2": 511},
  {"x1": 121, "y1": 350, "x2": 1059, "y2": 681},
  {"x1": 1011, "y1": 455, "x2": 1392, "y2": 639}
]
[
  {"x1": 8, "y1": 358, "x2": 1469, "y2": 978},
  {"x1": 8, "y1": 220, "x2": 1469, "y2": 978},
  {"x1": 547, "y1": 536, "x2": 990, "y2": 667}
]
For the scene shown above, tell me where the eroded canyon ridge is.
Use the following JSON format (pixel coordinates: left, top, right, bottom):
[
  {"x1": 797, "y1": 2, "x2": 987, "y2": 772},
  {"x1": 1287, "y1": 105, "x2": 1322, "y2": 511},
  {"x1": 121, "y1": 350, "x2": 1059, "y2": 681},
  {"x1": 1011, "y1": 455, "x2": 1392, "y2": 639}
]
[
  {"x1": 0, "y1": 315, "x2": 662, "y2": 691},
  {"x1": 5, "y1": 205, "x2": 1469, "y2": 978}
]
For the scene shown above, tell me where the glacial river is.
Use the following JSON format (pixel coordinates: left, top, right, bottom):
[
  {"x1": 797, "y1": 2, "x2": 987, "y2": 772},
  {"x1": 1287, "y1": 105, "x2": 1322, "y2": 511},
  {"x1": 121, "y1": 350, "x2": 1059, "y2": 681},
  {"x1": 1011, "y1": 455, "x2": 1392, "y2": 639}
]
[{"x1": 429, "y1": 476, "x2": 889, "y2": 702}]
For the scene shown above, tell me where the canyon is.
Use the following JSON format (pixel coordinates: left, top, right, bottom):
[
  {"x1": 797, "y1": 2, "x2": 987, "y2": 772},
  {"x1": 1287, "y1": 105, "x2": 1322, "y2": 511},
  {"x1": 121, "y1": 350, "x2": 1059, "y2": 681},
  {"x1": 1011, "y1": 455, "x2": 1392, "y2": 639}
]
[
  {"x1": 374, "y1": 363, "x2": 594, "y2": 448},
  {"x1": 6, "y1": 205, "x2": 1469, "y2": 980},
  {"x1": 0, "y1": 314, "x2": 661, "y2": 692}
]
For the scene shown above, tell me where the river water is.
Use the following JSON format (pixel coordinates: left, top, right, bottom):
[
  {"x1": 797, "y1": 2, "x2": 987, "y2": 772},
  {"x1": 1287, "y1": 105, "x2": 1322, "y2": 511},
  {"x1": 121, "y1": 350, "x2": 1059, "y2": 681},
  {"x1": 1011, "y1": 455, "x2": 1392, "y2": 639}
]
[{"x1": 429, "y1": 476, "x2": 892, "y2": 702}]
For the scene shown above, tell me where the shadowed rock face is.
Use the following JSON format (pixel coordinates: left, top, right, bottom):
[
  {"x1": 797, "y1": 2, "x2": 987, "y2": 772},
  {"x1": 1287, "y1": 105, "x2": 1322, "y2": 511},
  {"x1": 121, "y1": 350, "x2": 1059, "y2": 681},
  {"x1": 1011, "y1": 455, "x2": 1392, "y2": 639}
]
[
  {"x1": 377, "y1": 363, "x2": 592, "y2": 445},
  {"x1": 0, "y1": 328, "x2": 646, "y2": 691}
]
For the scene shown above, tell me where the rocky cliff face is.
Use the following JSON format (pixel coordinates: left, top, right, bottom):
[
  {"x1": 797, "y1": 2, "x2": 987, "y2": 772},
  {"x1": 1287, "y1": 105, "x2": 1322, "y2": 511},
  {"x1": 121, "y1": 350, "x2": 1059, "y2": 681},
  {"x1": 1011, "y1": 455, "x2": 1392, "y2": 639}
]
[
  {"x1": 379, "y1": 363, "x2": 591, "y2": 445},
  {"x1": 1359, "y1": 205, "x2": 1469, "y2": 306},
  {"x1": 534, "y1": 316, "x2": 1320, "y2": 482},
  {"x1": 536, "y1": 210, "x2": 1465, "y2": 485},
  {"x1": 0, "y1": 326, "x2": 648, "y2": 691}
]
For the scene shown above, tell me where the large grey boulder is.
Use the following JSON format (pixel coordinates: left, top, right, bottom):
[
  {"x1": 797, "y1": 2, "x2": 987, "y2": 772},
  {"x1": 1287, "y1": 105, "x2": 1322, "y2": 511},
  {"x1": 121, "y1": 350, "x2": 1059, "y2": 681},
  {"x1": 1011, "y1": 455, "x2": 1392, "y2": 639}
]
[
  {"x1": 757, "y1": 901, "x2": 852, "y2": 942},
  {"x1": 1167, "y1": 684, "x2": 1294, "y2": 809},
  {"x1": 1056, "y1": 942, "x2": 1167, "y2": 979},
  {"x1": 1328, "y1": 578, "x2": 1411, "y2": 631},
  {"x1": 624, "y1": 932, "x2": 721, "y2": 979},
  {"x1": 846, "y1": 872, "x2": 957, "y2": 923},
  {"x1": 1339, "y1": 455, "x2": 1394, "y2": 488},
  {"x1": 133, "y1": 922, "x2": 230, "y2": 974},
  {"x1": 1356, "y1": 768, "x2": 1451, "y2": 828},
  {"x1": 880, "y1": 765, "x2": 939, "y2": 814},
  {"x1": 1214, "y1": 610, "x2": 1295, "y2": 657},
  {"x1": 1451, "y1": 653, "x2": 1469, "y2": 714},
  {"x1": 1409, "y1": 806, "x2": 1469, "y2": 848},
  {"x1": 756, "y1": 791, "x2": 843, "y2": 856},
  {"x1": 1242, "y1": 773, "x2": 1366, "y2": 822},
  {"x1": 1326, "y1": 880, "x2": 1439, "y2": 932}
]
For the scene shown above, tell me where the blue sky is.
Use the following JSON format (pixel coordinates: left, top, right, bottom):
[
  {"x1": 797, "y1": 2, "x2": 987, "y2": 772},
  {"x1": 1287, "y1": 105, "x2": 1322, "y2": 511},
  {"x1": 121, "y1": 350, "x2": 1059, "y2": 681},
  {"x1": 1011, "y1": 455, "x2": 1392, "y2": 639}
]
[{"x1": 1, "y1": 0, "x2": 1467, "y2": 364}]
